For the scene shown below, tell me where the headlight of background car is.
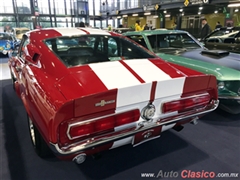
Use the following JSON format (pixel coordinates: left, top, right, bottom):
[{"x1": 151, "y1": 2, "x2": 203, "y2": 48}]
[
  {"x1": 5, "y1": 42, "x2": 11, "y2": 49},
  {"x1": 218, "y1": 82, "x2": 225, "y2": 90}
]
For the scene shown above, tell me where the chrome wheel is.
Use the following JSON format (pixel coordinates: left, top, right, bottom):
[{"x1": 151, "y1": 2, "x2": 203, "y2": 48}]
[{"x1": 27, "y1": 115, "x2": 53, "y2": 158}]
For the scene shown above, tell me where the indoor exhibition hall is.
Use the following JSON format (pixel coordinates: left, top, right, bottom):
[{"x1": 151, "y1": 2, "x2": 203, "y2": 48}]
[{"x1": 0, "y1": 0, "x2": 240, "y2": 180}]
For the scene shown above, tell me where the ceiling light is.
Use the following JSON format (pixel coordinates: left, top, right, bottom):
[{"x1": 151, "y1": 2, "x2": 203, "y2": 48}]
[
  {"x1": 179, "y1": 9, "x2": 183, "y2": 12},
  {"x1": 214, "y1": 10, "x2": 218, "y2": 13},
  {"x1": 122, "y1": 15, "x2": 128, "y2": 17},
  {"x1": 144, "y1": 12, "x2": 151, "y2": 15},
  {"x1": 153, "y1": 15, "x2": 158, "y2": 18},
  {"x1": 182, "y1": 13, "x2": 185, "y2": 16},
  {"x1": 235, "y1": 9, "x2": 239, "y2": 12},
  {"x1": 199, "y1": 7, "x2": 203, "y2": 10},
  {"x1": 165, "y1": 14, "x2": 171, "y2": 17},
  {"x1": 117, "y1": 16, "x2": 121, "y2": 18},
  {"x1": 132, "y1": 14, "x2": 138, "y2": 16},
  {"x1": 228, "y1": 3, "x2": 240, "y2": 7},
  {"x1": 163, "y1": 10, "x2": 167, "y2": 13},
  {"x1": 198, "y1": 12, "x2": 201, "y2": 14}
]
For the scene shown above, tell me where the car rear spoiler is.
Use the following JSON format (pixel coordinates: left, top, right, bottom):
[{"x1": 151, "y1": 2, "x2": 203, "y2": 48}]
[{"x1": 201, "y1": 50, "x2": 230, "y2": 57}]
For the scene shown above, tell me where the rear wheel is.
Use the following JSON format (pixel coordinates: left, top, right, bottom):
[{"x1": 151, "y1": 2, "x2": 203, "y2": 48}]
[
  {"x1": 10, "y1": 73, "x2": 16, "y2": 91},
  {"x1": 28, "y1": 115, "x2": 52, "y2": 158}
]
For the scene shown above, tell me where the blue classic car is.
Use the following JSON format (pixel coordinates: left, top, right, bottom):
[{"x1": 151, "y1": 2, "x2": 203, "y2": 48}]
[{"x1": 0, "y1": 32, "x2": 20, "y2": 56}]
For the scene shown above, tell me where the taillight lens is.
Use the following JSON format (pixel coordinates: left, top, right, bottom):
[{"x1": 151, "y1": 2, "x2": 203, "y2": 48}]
[
  {"x1": 69, "y1": 123, "x2": 94, "y2": 138},
  {"x1": 67, "y1": 109, "x2": 140, "y2": 140},
  {"x1": 162, "y1": 94, "x2": 211, "y2": 113}
]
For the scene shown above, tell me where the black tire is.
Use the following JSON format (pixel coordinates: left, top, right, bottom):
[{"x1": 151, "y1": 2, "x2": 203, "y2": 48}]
[
  {"x1": 27, "y1": 115, "x2": 53, "y2": 158},
  {"x1": 11, "y1": 73, "x2": 16, "y2": 91}
]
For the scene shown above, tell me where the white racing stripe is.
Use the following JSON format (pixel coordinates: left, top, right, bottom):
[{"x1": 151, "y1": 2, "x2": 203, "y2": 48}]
[
  {"x1": 116, "y1": 84, "x2": 152, "y2": 107},
  {"x1": 89, "y1": 61, "x2": 141, "y2": 89},
  {"x1": 124, "y1": 59, "x2": 172, "y2": 82},
  {"x1": 155, "y1": 77, "x2": 186, "y2": 99},
  {"x1": 110, "y1": 137, "x2": 133, "y2": 149},
  {"x1": 54, "y1": 28, "x2": 86, "y2": 36},
  {"x1": 54, "y1": 28, "x2": 111, "y2": 36},
  {"x1": 81, "y1": 28, "x2": 111, "y2": 35},
  {"x1": 162, "y1": 123, "x2": 176, "y2": 132},
  {"x1": 89, "y1": 61, "x2": 152, "y2": 108}
]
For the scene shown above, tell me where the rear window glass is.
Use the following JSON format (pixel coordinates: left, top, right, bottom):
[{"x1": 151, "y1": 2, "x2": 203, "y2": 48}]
[{"x1": 44, "y1": 35, "x2": 156, "y2": 67}]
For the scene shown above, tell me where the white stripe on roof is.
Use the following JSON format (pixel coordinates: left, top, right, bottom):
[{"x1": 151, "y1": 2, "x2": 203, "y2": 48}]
[{"x1": 53, "y1": 28, "x2": 111, "y2": 36}]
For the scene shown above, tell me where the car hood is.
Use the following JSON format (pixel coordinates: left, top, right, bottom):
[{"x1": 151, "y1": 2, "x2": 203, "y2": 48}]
[
  {"x1": 55, "y1": 59, "x2": 213, "y2": 117},
  {"x1": 177, "y1": 48, "x2": 240, "y2": 71},
  {"x1": 156, "y1": 52, "x2": 240, "y2": 81},
  {"x1": 0, "y1": 40, "x2": 9, "y2": 45}
]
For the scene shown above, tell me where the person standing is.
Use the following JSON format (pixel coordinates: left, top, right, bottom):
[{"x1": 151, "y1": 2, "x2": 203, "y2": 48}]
[
  {"x1": 215, "y1": 21, "x2": 222, "y2": 29},
  {"x1": 135, "y1": 20, "x2": 145, "y2": 31},
  {"x1": 173, "y1": 22, "x2": 177, "y2": 30},
  {"x1": 107, "y1": 24, "x2": 112, "y2": 31},
  {"x1": 79, "y1": 21, "x2": 85, "y2": 27},
  {"x1": 200, "y1": 18, "x2": 211, "y2": 40}
]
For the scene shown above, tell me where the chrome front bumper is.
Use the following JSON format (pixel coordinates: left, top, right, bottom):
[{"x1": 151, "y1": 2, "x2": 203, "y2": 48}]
[
  {"x1": 218, "y1": 96, "x2": 240, "y2": 100},
  {"x1": 49, "y1": 99, "x2": 219, "y2": 156}
]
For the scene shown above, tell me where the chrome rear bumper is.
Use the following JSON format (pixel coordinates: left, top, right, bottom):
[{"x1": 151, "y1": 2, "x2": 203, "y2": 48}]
[{"x1": 49, "y1": 99, "x2": 219, "y2": 156}]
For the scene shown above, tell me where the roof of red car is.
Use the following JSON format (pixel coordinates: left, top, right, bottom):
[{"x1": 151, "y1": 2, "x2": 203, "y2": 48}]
[{"x1": 26, "y1": 28, "x2": 121, "y2": 41}]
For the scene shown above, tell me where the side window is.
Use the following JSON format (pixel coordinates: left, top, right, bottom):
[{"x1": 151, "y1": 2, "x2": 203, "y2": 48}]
[
  {"x1": 108, "y1": 37, "x2": 118, "y2": 56},
  {"x1": 149, "y1": 35, "x2": 170, "y2": 49},
  {"x1": 127, "y1": 35, "x2": 148, "y2": 49},
  {"x1": 19, "y1": 36, "x2": 30, "y2": 59}
]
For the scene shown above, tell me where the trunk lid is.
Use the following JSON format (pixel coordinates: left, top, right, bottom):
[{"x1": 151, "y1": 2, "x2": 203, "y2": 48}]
[{"x1": 56, "y1": 59, "x2": 211, "y2": 117}]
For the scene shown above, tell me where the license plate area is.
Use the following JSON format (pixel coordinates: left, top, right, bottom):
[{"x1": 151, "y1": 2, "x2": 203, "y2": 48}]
[{"x1": 132, "y1": 126, "x2": 162, "y2": 147}]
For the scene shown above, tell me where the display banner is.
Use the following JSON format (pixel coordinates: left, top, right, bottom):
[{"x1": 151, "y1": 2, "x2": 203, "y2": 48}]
[{"x1": 184, "y1": 0, "x2": 209, "y2": 6}]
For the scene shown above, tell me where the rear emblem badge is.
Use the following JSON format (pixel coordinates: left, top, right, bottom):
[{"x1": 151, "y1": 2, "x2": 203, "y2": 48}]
[
  {"x1": 144, "y1": 132, "x2": 152, "y2": 139},
  {"x1": 95, "y1": 100, "x2": 115, "y2": 107}
]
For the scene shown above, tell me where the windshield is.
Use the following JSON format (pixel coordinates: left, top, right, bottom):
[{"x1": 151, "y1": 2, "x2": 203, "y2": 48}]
[
  {"x1": 147, "y1": 34, "x2": 201, "y2": 53},
  {"x1": 44, "y1": 35, "x2": 156, "y2": 67},
  {"x1": 0, "y1": 33, "x2": 12, "y2": 40},
  {"x1": 147, "y1": 33, "x2": 201, "y2": 53},
  {"x1": 16, "y1": 30, "x2": 29, "y2": 34},
  {"x1": 209, "y1": 30, "x2": 239, "y2": 38}
]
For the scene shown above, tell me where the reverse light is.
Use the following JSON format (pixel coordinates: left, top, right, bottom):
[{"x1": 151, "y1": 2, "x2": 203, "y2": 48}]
[
  {"x1": 67, "y1": 109, "x2": 140, "y2": 140},
  {"x1": 162, "y1": 94, "x2": 211, "y2": 113}
]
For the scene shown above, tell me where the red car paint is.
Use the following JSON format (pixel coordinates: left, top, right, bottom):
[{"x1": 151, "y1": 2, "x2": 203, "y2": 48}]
[{"x1": 8, "y1": 28, "x2": 218, "y2": 162}]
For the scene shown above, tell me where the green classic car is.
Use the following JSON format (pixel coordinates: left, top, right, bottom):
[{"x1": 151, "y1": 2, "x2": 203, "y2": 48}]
[
  {"x1": 122, "y1": 30, "x2": 240, "y2": 114},
  {"x1": 202, "y1": 27, "x2": 240, "y2": 54}
]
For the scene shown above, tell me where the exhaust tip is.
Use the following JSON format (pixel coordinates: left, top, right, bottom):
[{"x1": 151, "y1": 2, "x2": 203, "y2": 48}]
[{"x1": 73, "y1": 153, "x2": 86, "y2": 164}]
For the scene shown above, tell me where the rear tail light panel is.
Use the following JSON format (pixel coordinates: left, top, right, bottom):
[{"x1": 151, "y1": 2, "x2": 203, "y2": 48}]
[
  {"x1": 66, "y1": 109, "x2": 140, "y2": 141},
  {"x1": 162, "y1": 93, "x2": 211, "y2": 114}
]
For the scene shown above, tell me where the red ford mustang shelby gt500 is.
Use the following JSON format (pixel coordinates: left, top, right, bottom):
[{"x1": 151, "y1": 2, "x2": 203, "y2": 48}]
[{"x1": 8, "y1": 28, "x2": 219, "y2": 164}]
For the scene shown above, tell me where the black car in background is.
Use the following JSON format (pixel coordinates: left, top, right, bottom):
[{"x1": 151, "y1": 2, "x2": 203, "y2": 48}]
[{"x1": 202, "y1": 27, "x2": 240, "y2": 54}]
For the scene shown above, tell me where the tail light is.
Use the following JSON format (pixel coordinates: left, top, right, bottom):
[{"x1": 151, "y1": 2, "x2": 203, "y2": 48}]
[
  {"x1": 59, "y1": 109, "x2": 140, "y2": 146},
  {"x1": 162, "y1": 93, "x2": 211, "y2": 113}
]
